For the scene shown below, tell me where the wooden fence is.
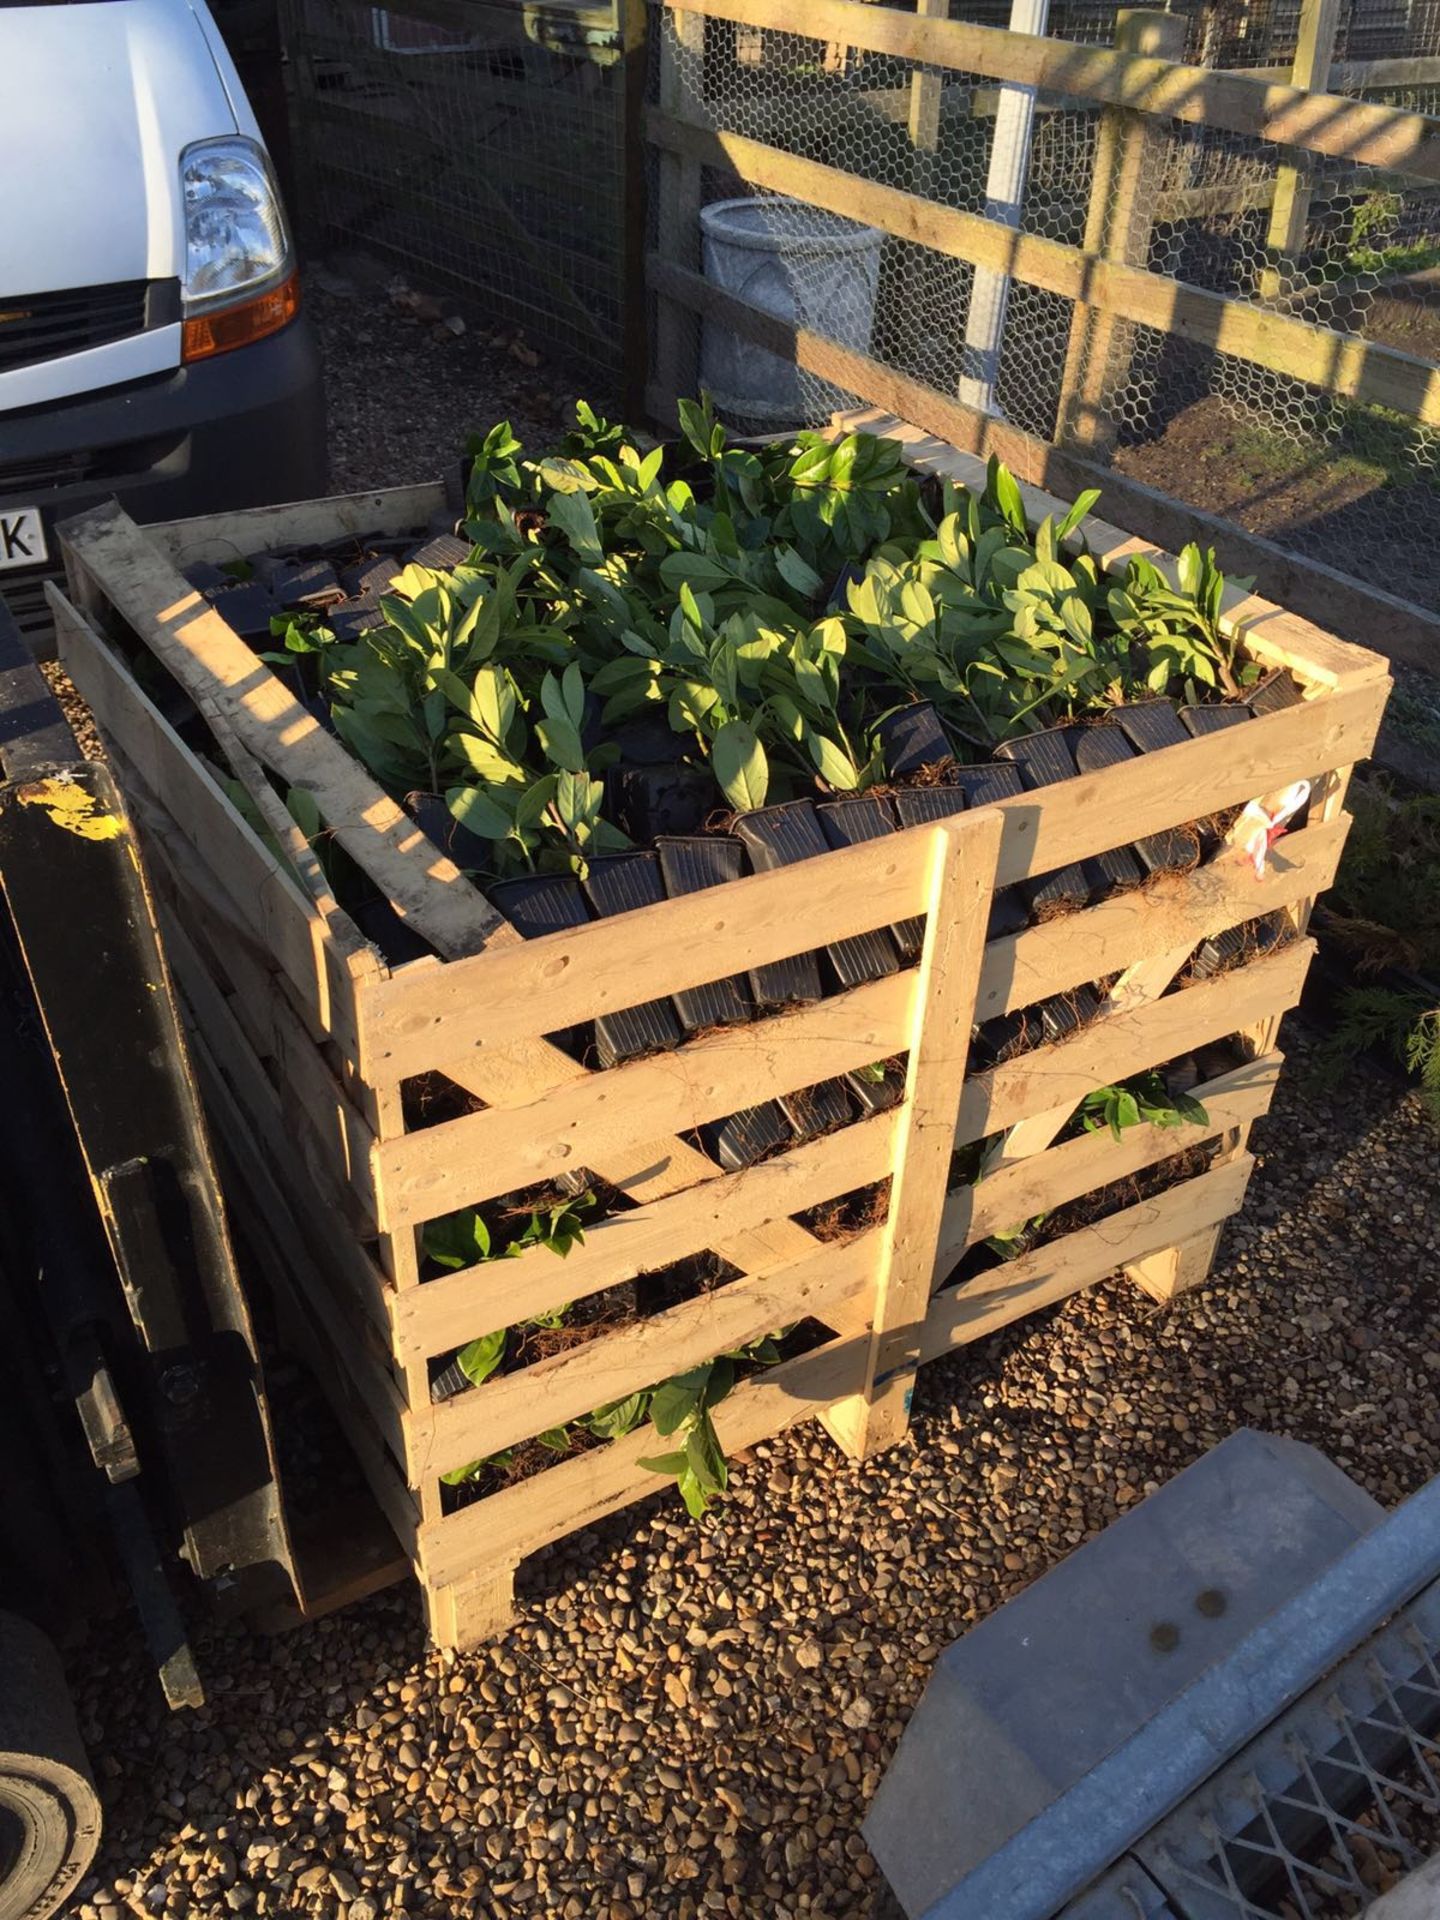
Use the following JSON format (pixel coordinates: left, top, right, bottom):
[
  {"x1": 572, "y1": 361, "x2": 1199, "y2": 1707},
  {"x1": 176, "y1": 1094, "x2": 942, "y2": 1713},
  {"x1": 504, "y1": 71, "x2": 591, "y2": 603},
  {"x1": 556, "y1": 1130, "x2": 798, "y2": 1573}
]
[{"x1": 644, "y1": 0, "x2": 1440, "y2": 673}]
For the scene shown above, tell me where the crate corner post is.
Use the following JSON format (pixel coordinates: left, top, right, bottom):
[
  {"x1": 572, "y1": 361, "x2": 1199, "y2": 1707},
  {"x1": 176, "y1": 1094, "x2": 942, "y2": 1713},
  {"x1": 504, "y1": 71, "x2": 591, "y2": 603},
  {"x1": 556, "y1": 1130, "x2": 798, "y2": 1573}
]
[{"x1": 821, "y1": 809, "x2": 1004, "y2": 1463}]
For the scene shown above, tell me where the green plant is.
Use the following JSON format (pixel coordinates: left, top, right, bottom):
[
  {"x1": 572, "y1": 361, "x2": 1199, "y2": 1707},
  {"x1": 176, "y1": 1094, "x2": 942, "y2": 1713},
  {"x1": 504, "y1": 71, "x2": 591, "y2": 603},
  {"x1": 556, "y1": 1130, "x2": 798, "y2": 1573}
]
[
  {"x1": 1074, "y1": 1071, "x2": 1210, "y2": 1142},
  {"x1": 637, "y1": 1334, "x2": 783, "y2": 1517},
  {"x1": 1313, "y1": 989, "x2": 1440, "y2": 1121}
]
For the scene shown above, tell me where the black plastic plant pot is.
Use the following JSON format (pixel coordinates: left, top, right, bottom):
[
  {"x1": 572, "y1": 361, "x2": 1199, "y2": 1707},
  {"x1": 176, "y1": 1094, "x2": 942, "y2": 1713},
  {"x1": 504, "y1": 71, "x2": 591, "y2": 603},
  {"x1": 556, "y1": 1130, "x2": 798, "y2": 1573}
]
[
  {"x1": 699, "y1": 1101, "x2": 794, "y2": 1171},
  {"x1": 270, "y1": 558, "x2": 344, "y2": 610},
  {"x1": 735, "y1": 800, "x2": 897, "y2": 995},
  {"x1": 489, "y1": 871, "x2": 593, "y2": 1059},
  {"x1": 1247, "y1": 669, "x2": 1305, "y2": 716},
  {"x1": 654, "y1": 836, "x2": 754, "y2": 1031},
  {"x1": 993, "y1": 732, "x2": 1097, "y2": 911},
  {"x1": 211, "y1": 578, "x2": 279, "y2": 643},
  {"x1": 352, "y1": 894, "x2": 432, "y2": 966},
  {"x1": 607, "y1": 763, "x2": 717, "y2": 842},
  {"x1": 972, "y1": 1010, "x2": 1036, "y2": 1069},
  {"x1": 846, "y1": 1061, "x2": 906, "y2": 1115},
  {"x1": 876, "y1": 702, "x2": 953, "y2": 778},
  {"x1": 951, "y1": 762, "x2": 1024, "y2": 807},
  {"x1": 1190, "y1": 924, "x2": 1250, "y2": 979},
  {"x1": 1069, "y1": 722, "x2": 1195, "y2": 879},
  {"x1": 612, "y1": 711, "x2": 683, "y2": 768},
  {"x1": 430, "y1": 1357, "x2": 473, "y2": 1404},
  {"x1": 341, "y1": 554, "x2": 401, "y2": 599},
  {"x1": 581, "y1": 853, "x2": 686, "y2": 1066},
  {"x1": 405, "y1": 533, "x2": 472, "y2": 571},
  {"x1": 1180, "y1": 704, "x2": 1251, "y2": 738},
  {"x1": 1038, "y1": 984, "x2": 1102, "y2": 1043},
  {"x1": 328, "y1": 600, "x2": 386, "y2": 641},
  {"x1": 893, "y1": 785, "x2": 1028, "y2": 941},
  {"x1": 817, "y1": 795, "x2": 926, "y2": 961},
  {"x1": 780, "y1": 1077, "x2": 854, "y2": 1140},
  {"x1": 1112, "y1": 700, "x2": 1190, "y2": 754},
  {"x1": 184, "y1": 560, "x2": 230, "y2": 594},
  {"x1": 405, "y1": 792, "x2": 491, "y2": 872}
]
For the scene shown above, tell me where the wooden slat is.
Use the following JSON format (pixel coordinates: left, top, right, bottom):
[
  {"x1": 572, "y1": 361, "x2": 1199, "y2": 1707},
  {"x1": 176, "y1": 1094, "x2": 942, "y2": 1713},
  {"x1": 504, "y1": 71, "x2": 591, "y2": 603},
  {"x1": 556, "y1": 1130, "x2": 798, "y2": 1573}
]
[
  {"x1": 958, "y1": 940, "x2": 1312, "y2": 1148},
  {"x1": 663, "y1": 0, "x2": 1440, "y2": 181},
  {"x1": 415, "y1": 1227, "x2": 880, "y2": 1475},
  {"x1": 923, "y1": 1152, "x2": 1255, "y2": 1357},
  {"x1": 419, "y1": 1149, "x2": 1252, "y2": 1584},
  {"x1": 52, "y1": 585, "x2": 379, "y2": 1060},
  {"x1": 940, "y1": 1053, "x2": 1281, "y2": 1272},
  {"x1": 647, "y1": 112, "x2": 1440, "y2": 427},
  {"x1": 419, "y1": 1315, "x2": 870, "y2": 1585},
  {"x1": 363, "y1": 825, "x2": 931, "y2": 1077},
  {"x1": 58, "y1": 504, "x2": 507, "y2": 959},
  {"x1": 145, "y1": 484, "x2": 448, "y2": 572},
  {"x1": 377, "y1": 969, "x2": 918, "y2": 1225},
  {"x1": 392, "y1": 1109, "x2": 899, "y2": 1363},
  {"x1": 825, "y1": 810, "x2": 1002, "y2": 1456},
  {"x1": 362, "y1": 723, "x2": 1368, "y2": 1084}
]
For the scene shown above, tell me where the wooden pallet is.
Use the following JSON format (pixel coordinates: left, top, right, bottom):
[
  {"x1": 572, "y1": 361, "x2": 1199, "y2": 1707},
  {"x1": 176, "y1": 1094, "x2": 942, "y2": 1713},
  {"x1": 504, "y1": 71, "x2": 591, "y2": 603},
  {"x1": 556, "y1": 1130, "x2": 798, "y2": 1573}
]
[{"x1": 51, "y1": 433, "x2": 1389, "y2": 1646}]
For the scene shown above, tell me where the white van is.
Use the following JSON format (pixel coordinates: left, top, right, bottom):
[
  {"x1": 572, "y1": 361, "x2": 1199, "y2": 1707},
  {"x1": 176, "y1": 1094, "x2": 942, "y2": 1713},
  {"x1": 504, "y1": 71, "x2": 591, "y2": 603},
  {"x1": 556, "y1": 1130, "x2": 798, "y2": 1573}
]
[{"x1": 0, "y1": 0, "x2": 325, "y2": 639}]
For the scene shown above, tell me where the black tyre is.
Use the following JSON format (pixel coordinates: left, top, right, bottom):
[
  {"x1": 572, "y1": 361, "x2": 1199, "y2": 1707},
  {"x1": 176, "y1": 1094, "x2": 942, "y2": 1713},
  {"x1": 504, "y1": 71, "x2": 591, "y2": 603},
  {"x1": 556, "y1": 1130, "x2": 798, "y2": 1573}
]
[{"x1": 0, "y1": 1612, "x2": 101, "y2": 1920}]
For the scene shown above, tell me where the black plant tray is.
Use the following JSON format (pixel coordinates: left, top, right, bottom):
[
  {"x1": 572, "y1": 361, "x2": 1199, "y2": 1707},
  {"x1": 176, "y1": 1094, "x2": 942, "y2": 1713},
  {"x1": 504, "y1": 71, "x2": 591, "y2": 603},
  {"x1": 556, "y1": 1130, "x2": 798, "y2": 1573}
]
[
  {"x1": 341, "y1": 554, "x2": 402, "y2": 599},
  {"x1": 1191, "y1": 910, "x2": 1290, "y2": 979},
  {"x1": 655, "y1": 836, "x2": 754, "y2": 1031},
  {"x1": 893, "y1": 786, "x2": 1028, "y2": 939},
  {"x1": 608, "y1": 763, "x2": 716, "y2": 842},
  {"x1": 993, "y1": 731, "x2": 1099, "y2": 909},
  {"x1": 489, "y1": 870, "x2": 594, "y2": 1059},
  {"x1": 1038, "y1": 984, "x2": 1102, "y2": 1041},
  {"x1": 817, "y1": 794, "x2": 925, "y2": 959},
  {"x1": 972, "y1": 1008, "x2": 1039, "y2": 1069},
  {"x1": 846, "y1": 1061, "x2": 906, "y2": 1114},
  {"x1": 582, "y1": 853, "x2": 685, "y2": 1065},
  {"x1": 430, "y1": 1357, "x2": 472, "y2": 1403},
  {"x1": 328, "y1": 600, "x2": 385, "y2": 640},
  {"x1": 1070, "y1": 723, "x2": 1197, "y2": 878},
  {"x1": 268, "y1": 557, "x2": 344, "y2": 610},
  {"x1": 1180, "y1": 703, "x2": 1250, "y2": 738},
  {"x1": 780, "y1": 1077, "x2": 854, "y2": 1139},
  {"x1": 735, "y1": 800, "x2": 898, "y2": 994},
  {"x1": 352, "y1": 893, "x2": 432, "y2": 966},
  {"x1": 699, "y1": 1101, "x2": 794, "y2": 1171},
  {"x1": 877, "y1": 702, "x2": 953, "y2": 778}
]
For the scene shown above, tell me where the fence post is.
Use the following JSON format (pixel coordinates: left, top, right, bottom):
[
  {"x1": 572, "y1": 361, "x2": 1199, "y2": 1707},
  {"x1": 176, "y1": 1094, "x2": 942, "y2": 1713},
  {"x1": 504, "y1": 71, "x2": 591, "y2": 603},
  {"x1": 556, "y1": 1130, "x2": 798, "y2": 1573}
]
[
  {"x1": 1259, "y1": 0, "x2": 1342, "y2": 300},
  {"x1": 650, "y1": 2, "x2": 707, "y2": 426},
  {"x1": 820, "y1": 809, "x2": 1003, "y2": 1463},
  {"x1": 1055, "y1": 8, "x2": 1185, "y2": 455}
]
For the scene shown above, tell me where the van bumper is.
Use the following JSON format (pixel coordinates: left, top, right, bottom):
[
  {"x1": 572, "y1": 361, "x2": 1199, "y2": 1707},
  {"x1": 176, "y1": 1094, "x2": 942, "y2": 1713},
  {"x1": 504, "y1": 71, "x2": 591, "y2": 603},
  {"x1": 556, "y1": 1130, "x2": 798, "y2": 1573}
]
[{"x1": 0, "y1": 314, "x2": 327, "y2": 646}]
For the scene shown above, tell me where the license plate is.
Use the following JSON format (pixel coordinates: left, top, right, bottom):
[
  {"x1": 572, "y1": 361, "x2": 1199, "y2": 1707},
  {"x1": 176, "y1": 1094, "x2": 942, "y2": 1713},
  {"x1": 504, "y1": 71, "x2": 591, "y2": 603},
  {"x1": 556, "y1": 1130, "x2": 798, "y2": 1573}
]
[{"x1": 0, "y1": 507, "x2": 47, "y2": 573}]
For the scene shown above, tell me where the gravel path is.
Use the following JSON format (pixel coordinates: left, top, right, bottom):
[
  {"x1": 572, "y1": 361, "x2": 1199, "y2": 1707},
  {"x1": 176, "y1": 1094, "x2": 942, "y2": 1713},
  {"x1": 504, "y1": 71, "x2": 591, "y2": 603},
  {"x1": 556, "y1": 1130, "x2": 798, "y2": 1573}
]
[{"x1": 66, "y1": 275, "x2": 1440, "y2": 1920}]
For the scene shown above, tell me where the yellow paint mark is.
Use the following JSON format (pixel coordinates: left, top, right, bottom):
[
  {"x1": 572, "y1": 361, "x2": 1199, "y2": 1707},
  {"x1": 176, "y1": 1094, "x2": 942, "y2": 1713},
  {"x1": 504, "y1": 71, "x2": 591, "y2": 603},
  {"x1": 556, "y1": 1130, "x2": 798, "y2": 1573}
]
[{"x1": 17, "y1": 778, "x2": 125, "y2": 842}]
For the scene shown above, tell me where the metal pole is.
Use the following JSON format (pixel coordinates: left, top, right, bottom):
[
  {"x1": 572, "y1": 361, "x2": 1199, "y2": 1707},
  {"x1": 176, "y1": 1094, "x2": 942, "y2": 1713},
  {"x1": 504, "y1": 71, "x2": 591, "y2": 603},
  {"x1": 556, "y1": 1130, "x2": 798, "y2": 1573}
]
[{"x1": 956, "y1": 0, "x2": 1051, "y2": 416}]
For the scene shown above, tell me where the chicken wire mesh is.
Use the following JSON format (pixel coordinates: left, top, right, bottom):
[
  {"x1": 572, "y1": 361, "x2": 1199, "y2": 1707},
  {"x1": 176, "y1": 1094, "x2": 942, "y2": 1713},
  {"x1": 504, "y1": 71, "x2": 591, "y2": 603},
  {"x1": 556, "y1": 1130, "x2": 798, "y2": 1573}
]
[
  {"x1": 280, "y1": 0, "x2": 629, "y2": 372},
  {"x1": 648, "y1": 0, "x2": 1440, "y2": 611}
]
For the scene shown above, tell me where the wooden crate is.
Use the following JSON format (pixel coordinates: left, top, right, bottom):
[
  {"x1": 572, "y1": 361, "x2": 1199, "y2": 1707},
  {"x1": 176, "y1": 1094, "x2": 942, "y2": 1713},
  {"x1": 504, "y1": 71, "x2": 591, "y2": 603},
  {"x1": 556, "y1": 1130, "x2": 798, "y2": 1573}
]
[{"x1": 51, "y1": 428, "x2": 1389, "y2": 1647}]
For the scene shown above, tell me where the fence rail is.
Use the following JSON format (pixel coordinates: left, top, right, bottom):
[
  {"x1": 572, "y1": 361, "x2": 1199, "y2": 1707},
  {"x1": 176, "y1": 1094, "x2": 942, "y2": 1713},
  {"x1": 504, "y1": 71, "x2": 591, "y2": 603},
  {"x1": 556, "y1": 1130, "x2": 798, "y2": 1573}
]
[{"x1": 644, "y1": 0, "x2": 1440, "y2": 671}]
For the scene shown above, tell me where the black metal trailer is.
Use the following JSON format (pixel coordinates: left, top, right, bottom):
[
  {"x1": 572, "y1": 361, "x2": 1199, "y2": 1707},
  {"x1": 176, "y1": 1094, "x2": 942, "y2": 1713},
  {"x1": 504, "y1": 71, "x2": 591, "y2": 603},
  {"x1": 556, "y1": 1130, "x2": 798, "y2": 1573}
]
[{"x1": 0, "y1": 600, "x2": 301, "y2": 1918}]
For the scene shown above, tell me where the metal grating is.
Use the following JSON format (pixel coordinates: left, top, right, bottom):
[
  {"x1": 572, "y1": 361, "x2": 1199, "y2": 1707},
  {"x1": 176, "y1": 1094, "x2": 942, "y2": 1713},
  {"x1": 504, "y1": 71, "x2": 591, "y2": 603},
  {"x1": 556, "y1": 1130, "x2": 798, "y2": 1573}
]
[{"x1": 1134, "y1": 1579, "x2": 1440, "y2": 1920}]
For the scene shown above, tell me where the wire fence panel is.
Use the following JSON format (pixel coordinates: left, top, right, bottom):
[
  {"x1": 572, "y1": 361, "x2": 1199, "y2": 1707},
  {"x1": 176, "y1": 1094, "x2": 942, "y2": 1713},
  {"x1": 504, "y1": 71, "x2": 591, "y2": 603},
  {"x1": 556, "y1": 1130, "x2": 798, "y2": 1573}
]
[
  {"x1": 645, "y1": 0, "x2": 1440, "y2": 621},
  {"x1": 281, "y1": 0, "x2": 630, "y2": 373}
]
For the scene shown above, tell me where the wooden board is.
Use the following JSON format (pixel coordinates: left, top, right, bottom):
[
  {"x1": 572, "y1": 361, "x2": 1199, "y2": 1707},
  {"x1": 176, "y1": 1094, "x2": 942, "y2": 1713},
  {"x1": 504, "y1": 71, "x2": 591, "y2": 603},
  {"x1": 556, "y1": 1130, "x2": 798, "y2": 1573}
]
[
  {"x1": 647, "y1": 112, "x2": 1440, "y2": 428},
  {"x1": 662, "y1": 0, "x2": 1440, "y2": 181},
  {"x1": 146, "y1": 485, "x2": 448, "y2": 573}
]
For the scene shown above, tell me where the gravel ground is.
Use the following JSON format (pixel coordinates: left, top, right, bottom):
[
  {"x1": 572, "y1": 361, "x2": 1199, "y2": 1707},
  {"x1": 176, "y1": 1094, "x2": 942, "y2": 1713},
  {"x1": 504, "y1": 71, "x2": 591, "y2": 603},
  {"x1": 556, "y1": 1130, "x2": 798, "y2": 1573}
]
[
  {"x1": 68, "y1": 1022, "x2": 1439, "y2": 1920},
  {"x1": 64, "y1": 275, "x2": 1440, "y2": 1920}
]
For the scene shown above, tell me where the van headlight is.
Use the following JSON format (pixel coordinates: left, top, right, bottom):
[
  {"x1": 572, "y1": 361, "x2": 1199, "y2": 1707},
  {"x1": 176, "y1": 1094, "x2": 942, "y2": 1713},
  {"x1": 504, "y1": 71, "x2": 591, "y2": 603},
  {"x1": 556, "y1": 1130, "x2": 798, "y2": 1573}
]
[
  {"x1": 181, "y1": 136, "x2": 290, "y2": 311},
  {"x1": 179, "y1": 136, "x2": 299, "y2": 358}
]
